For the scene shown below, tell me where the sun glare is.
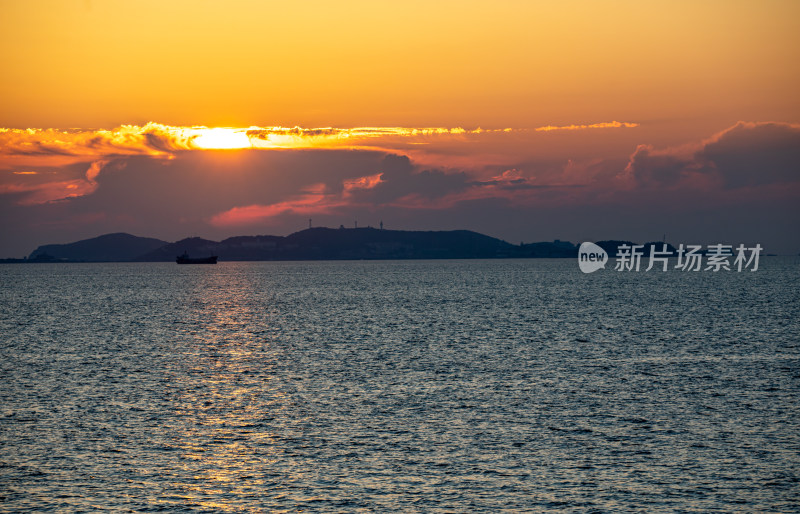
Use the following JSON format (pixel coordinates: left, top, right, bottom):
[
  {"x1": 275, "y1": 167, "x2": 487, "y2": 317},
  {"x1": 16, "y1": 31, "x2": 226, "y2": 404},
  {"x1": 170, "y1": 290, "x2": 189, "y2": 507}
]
[{"x1": 192, "y1": 128, "x2": 252, "y2": 149}]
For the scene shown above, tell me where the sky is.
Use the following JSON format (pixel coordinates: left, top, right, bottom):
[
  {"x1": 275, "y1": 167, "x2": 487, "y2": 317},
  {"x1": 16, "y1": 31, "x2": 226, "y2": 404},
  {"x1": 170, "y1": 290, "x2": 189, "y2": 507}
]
[{"x1": 1, "y1": 0, "x2": 798, "y2": 256}]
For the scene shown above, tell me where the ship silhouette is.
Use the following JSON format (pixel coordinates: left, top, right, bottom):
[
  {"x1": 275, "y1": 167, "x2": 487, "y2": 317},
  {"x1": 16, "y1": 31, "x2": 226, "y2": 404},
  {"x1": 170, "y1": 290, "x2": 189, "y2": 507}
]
[{"x1": 176, "y1": 252, "x2": 217, "y2": 264}]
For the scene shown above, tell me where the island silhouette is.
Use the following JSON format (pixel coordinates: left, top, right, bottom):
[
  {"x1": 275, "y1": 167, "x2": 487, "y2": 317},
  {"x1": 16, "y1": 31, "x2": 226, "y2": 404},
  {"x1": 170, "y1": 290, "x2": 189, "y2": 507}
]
[{"x1": 9, "y1": 228, "x2": 681, "y2": 262}]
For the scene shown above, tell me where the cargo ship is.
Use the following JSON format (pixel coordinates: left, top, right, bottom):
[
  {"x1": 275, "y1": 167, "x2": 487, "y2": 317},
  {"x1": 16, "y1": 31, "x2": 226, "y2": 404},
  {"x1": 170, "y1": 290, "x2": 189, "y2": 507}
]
[{"x1": 176, "y1": 252, "x2": 218, "y2": 264}]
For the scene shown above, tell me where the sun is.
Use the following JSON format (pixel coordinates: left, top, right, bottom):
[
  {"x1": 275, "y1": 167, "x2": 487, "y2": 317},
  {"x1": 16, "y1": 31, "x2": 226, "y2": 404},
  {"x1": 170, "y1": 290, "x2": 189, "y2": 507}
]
[{"x1": 192, "y1": 128, "x2": 252, "y2": 149}]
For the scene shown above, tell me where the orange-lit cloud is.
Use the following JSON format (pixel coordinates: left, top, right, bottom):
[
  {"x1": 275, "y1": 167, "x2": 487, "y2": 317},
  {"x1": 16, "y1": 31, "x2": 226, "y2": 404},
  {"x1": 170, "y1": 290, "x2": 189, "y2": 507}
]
[
  {"x1": 1, "y1": 124, "x2": 509, "y2": 160},
  {"x1": 0, "y1": 121, "x2": 639, "y2": 161},
  {"x1": 0, "y1": 159, "x2": 109, "y2": 204},
  {"x1": 0, "y1": 124, "x2": 187, "y2": 159},
  {"x1": 0, "y1": 178, "x2": 98, "y2": 205},
  {"x1": 209, "y1": 186, "x2": 343, "y2": 227},
  {"x1": 343, "y1": 173, "x2": 383, "y2": 194},
  {"x1": 0, "y1": 121, "x2": 640, "y2": 207},
  {"x1": 534, "y1": 121, "x2": 639, "y2": 132}
]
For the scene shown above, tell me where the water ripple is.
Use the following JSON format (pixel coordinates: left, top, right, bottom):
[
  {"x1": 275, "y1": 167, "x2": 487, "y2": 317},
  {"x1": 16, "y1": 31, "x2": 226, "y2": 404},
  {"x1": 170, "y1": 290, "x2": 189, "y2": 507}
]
[{"x1": 1, "y1": 259, "x2": 799, "y2": 511}]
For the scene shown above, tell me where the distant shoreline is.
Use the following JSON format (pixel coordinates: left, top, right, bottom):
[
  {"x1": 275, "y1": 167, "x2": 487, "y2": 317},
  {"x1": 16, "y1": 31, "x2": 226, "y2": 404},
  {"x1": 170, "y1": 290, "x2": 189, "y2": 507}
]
[{"x1": 2, "y1": 228, "x2": 785, "y2": 262}]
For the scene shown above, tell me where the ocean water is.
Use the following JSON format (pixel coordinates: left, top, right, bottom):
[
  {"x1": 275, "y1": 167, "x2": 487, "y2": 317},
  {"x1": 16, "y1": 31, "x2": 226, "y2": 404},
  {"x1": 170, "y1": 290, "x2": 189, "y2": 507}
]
[{"x1": 1, "y1": 258, "x2": 798, "y2": 512}]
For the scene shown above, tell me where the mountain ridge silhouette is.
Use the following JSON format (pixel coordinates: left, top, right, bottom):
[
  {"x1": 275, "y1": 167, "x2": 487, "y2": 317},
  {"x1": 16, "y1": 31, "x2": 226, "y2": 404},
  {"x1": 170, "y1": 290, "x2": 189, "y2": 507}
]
[{"x1": 25, "y1": 228, "x2": 583, "y2": 261}]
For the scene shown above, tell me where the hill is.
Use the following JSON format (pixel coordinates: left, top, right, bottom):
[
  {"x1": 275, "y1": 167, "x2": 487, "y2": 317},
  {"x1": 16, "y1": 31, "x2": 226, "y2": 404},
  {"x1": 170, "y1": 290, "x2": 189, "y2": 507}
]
[
  {"x1": 21, "y1": 228, "x2": 591, "y2": 262},
  {"x1": 28, "y1": 233, "x2": 168, "y2": 262},
  {"x1": 134, "y1": 228, "x2": 524, "y2": 261}
]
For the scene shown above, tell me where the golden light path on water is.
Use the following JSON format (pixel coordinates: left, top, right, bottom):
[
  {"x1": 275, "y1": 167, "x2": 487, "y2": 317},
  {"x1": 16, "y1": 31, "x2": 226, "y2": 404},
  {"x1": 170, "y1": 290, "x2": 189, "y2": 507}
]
[{"x1": 164, "y1": 270, "x2": 293, "y2": 510}]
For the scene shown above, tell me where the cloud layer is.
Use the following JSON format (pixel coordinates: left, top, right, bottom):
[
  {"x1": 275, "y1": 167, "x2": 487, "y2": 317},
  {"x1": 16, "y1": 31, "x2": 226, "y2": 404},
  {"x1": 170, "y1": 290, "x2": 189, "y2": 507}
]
[
  {"x1": 1, "y1": 121, "x2": 639, "y2": 157},
  {"x1": 1, "y1": 121, "x2": 798, "y2": 256}
]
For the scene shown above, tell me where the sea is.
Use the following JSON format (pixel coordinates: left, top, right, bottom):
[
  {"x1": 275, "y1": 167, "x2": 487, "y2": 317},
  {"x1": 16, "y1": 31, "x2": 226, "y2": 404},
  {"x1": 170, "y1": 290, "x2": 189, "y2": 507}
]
[{"x1": 1, "y1": 258, "x2": 798, "y2": 512}]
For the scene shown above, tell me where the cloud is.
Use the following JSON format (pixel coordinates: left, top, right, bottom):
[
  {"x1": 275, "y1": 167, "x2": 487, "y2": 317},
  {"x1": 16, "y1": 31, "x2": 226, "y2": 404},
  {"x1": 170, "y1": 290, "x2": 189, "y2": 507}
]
[
  {"x1": 208, "y1": 154, "x2": 474, "y2": 226},
  {"x1": 343, "y1": 173, "x2": 382, "y2": 194},
  {"x1": 0, "y1": 160, "x2": 109, "y2": 204},
  {"x1": 0, "y1": 121, "x2": 641, "y2": 208},
  {"x1": 210, "y1": 187, "x2": 341, "y2": 227},
  {"x1": 244, "y1": 126, "x2": 481, "y2": 147},
  {"x1": 0, "y1": 123, "x2": 188, "y2": 160},
  {"x1": 622, "y1": 121, "x2": 800, "y2": 190},
  {"x1": 0, "y1": 179, "x2": 97, "y2": 205},
  {"x1": 534, "y1": 121, "x2": 639, "y2": 132},
  {"x1": 474, "y1": 168, "x2": 549, "y2": 190},
  {"x1": 364, "y1": 154, "x2": 471, "y2": 202},
  {"x1": 0, "y1": 124, "x2": 513, "y2": 160},
  {"x1": 1, "y1": 120, "x2": 639, "y2": 161},
  {"x1": 699, "y1": 122, "x2": 800, "y2": 188},
  {"x1": 205, "y1": 150, "x2": 604, "y2": 229},
  {"x1": 622, "y1": 145, "x2": 697, "y2": 187}
]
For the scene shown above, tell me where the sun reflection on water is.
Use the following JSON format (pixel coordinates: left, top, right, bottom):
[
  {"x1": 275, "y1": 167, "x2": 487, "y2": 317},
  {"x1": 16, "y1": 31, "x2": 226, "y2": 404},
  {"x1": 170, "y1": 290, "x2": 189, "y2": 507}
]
[{"x1": 160, "y1": 268, "x2": 299, "y2": 510}]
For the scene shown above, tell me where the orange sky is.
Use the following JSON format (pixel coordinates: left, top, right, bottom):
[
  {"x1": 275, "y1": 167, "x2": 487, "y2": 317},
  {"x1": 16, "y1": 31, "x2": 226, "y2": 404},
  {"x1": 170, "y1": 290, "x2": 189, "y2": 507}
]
[
  {"x1": 1, "y1": 1, "x2": 797, "y2": 132},
  {"x1": 1, "y1": 1, "x2": 799, "y2": 256}
]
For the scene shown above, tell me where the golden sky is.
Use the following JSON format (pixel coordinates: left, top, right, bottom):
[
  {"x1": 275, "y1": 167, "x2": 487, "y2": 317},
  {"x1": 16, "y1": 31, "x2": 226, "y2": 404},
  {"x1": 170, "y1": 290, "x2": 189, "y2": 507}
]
[{"x1": 2, "y1": 0, "x2": 797, "y2": 131}]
